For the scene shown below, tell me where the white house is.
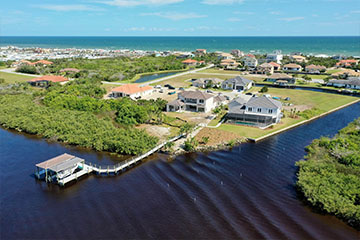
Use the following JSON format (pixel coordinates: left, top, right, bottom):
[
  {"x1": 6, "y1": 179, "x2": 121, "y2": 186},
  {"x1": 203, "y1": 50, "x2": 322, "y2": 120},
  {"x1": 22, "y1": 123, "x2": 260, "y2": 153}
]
[
  {"x1": 110, "y1": 84, "x2": 154, "y2": 100},
  {"x1": 192, "y1": 78, "x2": 223, "y2": 88},
  {"x1": 166, "y1": 91, "x2": 226, "y2": 112},
  {"x1": 266, "y1": 51, "x2": 283, "y2": 64},
  {"x1": 222, "y1": 76, "x2": 253, "y2": 91},
  {"x1": 243, "y1": 56, "x2": 258, "y2": 68},
  {"x1": 226, "y1": 95, "x2": 283, "y2": 127}
]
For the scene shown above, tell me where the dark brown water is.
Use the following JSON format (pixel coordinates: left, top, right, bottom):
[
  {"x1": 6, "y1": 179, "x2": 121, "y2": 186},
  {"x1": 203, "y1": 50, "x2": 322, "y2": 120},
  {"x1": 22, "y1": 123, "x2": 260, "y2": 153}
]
[{"x1": 1, "y1": 103, "x2": 360, "y2": 239}]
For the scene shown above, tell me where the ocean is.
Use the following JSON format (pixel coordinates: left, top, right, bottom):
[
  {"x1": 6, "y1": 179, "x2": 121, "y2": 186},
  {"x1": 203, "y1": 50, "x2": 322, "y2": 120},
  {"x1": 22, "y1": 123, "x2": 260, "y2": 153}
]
[{"x1": 1, "y1": 36, "x2": 359, "y2": 56}]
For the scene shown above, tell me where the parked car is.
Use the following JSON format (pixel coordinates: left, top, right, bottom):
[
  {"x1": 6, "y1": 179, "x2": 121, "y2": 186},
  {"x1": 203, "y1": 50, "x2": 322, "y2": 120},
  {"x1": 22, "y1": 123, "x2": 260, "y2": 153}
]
[
  {"x1": 179, "y1": 87, "x2": 185, "y2": 91},
  {"x1": 206, "y1": 90, "x2": 213, "y2": 93},
  {"x1": 245, "y1": 92, "x2": 253, "y2": 96},
  {"x1": 159, "y1": 89, "x2": 164, "y2": 93},
  {"x1": 168, "y1": 91, "x2": 176, "y2": 95},
  {"x1": 168, "y1": 85, "x2": 175, "y2": 90},
  {"x1": 154, "y1": 85, "x2": 162, "y2": 89}
]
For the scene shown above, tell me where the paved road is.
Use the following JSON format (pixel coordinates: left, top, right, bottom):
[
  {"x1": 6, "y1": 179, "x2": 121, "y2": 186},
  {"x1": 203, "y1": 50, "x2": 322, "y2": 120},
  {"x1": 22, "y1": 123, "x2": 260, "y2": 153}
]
[
  {"x1": 102, "y1": 64, "x2": 214, "y2": 86},
  {"x1": 0, "y1": 68, "x2": 40, "y2": 77}
]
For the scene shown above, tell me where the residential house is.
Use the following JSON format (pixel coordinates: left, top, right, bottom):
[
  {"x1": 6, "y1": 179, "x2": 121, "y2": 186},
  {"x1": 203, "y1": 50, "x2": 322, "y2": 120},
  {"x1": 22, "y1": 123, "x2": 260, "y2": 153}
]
[
  {"x1": 110, "y1": 84, "x2": 154, "y2": 100},
  {"x1": 34, "y1": 60, "x2": 53, "y2": 66},
  {"x1": 243, "y1": 56, "x2": 258, "y2": 69},
  {"x1": 222, "y1": 76, "x2": 253, "y2": 91},
  {"x1": 192, "y1": 78, "x2": 223, "y2": 88},
  {"x1": 265, "y1": 73, "x2": 295, "y2": 84},
  {"x1": 182, "y1": 59, "x2": 199, "y2": 66},
  {"x1": 290, "y1": 55, "x2": 307, "y2": 63},
  {"x1": 231, "y1": 49, "x2": 244, "y2": 57},
  {"x1": 336, "y1": 59, "x2": 359, "y2": 68},
  {"x1": 218, "y1": 52, "x2": 235, "y2": 60},
  {"x1": 226, "y1": 95, "x2": 283, "y2": 127},
  {"x1": 11, "y1": 59, "x2": 33, "y2": 68},
  {"x1": 266, "y1": 51, "x2": 283, "y2": 64},
  {"x1": 27, "y1": 75, "x2": 69, "y2": 87},
  {"x1": 166, "y1": 91, "x2": 226, "y2": 112},
  {"x1": 327, "y1": 77, "x2": 360, "y2": 90},
  {"x1": 220, "y1": 59, "x2": 240, "y2": 69},
  {"x1": 269, "y1": 62, "x2": 281, "y2": 71},
  {"x1": 305, "y1": 64, "x2": 326, "y2": 73},
  {"x1": 255, "y1": 63, "x2": 274, "y2": 74},
  {"x1": 331, "y1": 69, "x2": 360, "y2": 79},
  {"x1": 195, "y1": 49, "x2": 207, "y2": 56},
  {"x1": 283, "y1": 63, "x2": 302, "y2": 72}
]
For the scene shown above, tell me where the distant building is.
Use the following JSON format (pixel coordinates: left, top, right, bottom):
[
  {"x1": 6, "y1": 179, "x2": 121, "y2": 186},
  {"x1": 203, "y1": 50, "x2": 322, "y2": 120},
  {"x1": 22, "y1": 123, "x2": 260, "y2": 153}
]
[
  {"x1": 182, "y1": 59, "x2": 199, "y2": 66},
  {"x1": 231, "y1": 49, "x2": 244, "y2": 57},
  {"x1": 256, "y1": 63, "x2": 274, "y2": 74},
  {"x1": 327, "y1": 77, "x2": 360, "y2": 90},
  {"x1": 305, "y1": 64, "x2": 326, "y2": 73},
  {"x1": 226, "y1": 95, "x2": 283, "y2": 127},
  {"x1": 336, "y1": 59, "x2": 359, "y2": 68},
  {"x1": 192, "y1": 78, "x2": 223, "y2": 88},
  {"x1": 166, "y1": 91, "x2": 226, "y2": 112},
  {"x1": 243, "y1": 56, "x2": 258, "y2": 68},
  {"x1": 220, "y1": 59, "x2": 240, "y2": 69},
  {"x1": 110, "y1": 84, "x2": 153, "y2": 100},
  {"x1": 222, "y1": 76, "x2": 253, "y2": 91},
  {"x1": 283, "y1": 63, "x2": 302, "y2": 72},
  {"x1": 266, "y1": 51, "x2": 283, "y2": 64},
  {"x1": 268, "y1": 62, "x2": 281, "y2": 71},
  {"x1": 195, "y1": 49, "x2": 207, "y2": 56},
  {"x1": 27, "y1": 75, "x2": 68, "y2": 87},
  {"x1": 218, "y1": 52, "x2": 235, "y2": 60},
  {"x1": 290, "y1": 55, "x2": 307, "y2": 63},
  {"x1": 331, "y1": 69, "x2": 360, "y2": 78},
  {"x1": 265, "y1": 73, "x2": 295, "y2": 84}
]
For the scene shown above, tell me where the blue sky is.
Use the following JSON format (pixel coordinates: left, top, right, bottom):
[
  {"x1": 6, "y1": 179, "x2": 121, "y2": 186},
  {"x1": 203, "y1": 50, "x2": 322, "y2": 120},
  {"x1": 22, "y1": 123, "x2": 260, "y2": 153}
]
[{"x1": 1, "y1": 0, "x2": 359, "y2": 36}]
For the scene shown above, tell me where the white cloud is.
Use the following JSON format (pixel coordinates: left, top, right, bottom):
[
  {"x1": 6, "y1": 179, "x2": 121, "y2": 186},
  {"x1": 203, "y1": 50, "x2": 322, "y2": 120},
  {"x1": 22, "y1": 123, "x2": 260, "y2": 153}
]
[
  {"x1": 269, "y1": 11, "x2": 281, "y2": 15},
  {"x1": 202, "y1": 0, "x2": 244, "y2": 5},
  {"x1": 36, "y1": 4, "x2": 104, "y2": 11},
  {"x1": 141, "y1": 12, "x2": 207, "y2": 20},
  {"x1": 278, "y1": 17, "x2": 305, "y2": 22},
  {"x1": 98, "y1": 0, "x2": 183, "y2": 7},
  {"x1": 227, "y1": 17, "x2": 242, "y2": 22}
]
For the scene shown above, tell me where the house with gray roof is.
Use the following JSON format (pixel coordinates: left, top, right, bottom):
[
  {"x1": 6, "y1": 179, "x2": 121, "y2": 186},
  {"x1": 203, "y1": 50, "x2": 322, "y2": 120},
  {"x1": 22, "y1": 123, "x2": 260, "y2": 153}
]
[
  {"x1": 221, "y1": 76, "x2": 253, "y2": 91},
  {"x1": 192, "y1": 78, "x2": 223, "y2": 88},
  {"x1": 327, "y1": 77, "x2": 360, "y2": 90},
  {"x1": 166, "y1": 90, "x2": 226, "y2": 112},
  {"x1": 226, "y1": 95, "x2": 283, "y2": 127},
  {"x1": 265, "y1": 73, "x2": 295, "y2": 84}
]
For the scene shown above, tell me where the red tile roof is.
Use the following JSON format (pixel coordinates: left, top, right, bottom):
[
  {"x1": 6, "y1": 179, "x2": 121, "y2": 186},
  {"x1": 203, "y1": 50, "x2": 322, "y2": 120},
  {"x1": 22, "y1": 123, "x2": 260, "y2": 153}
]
[
  {"x1": 28, "y1": 75, "x2": 68, "y2": 83},
  {"x1": 35, "y1": 60, "x2": 53, "y2": 65},
  {"x1": 111, "y1": 84, "x2": 153, "y2": 95},
  {"x1": 182, "y1": 59, "x2": 198, "y2": 64},
  {"x1": 269, "y1": 62, "x2": 280, "y2": 67}
]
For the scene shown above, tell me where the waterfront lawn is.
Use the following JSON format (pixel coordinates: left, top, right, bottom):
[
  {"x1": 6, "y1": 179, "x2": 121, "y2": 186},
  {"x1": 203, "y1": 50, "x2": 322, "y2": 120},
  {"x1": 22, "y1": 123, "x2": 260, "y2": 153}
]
[
  {"x1": 215, "y1": 88, "x2": 358, "y2": 139},
  {"x1": 0, "y1": 71, "x2": 34, "y2": 84},
  {"x1": 198, "y1": 68, "x2": 240, "y2": 75}
]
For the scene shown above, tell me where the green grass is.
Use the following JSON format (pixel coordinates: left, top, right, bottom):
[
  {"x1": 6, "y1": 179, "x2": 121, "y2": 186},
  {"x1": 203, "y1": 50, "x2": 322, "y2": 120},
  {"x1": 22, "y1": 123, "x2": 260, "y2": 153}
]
[
  {"x1": 0, "y1": 71, "x2": 34, "y2": 84},
  {"x1": 307, "y1": 74, "x2": 329, "y2": 79},
  {"x1": 214, "y1": 87, "x2": 358, "y2": 139},
  {"x1": 198, "y1": 68, "x2": 240, "y2": 74},
  {"x1": 326, "y1": 69, "x2": 342, "y2": 74}
]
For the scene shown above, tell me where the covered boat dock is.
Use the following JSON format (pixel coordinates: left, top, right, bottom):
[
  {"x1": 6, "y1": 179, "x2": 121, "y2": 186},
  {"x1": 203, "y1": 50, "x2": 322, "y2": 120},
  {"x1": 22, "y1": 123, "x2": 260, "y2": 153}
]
[{"x1": 35, "y1": 153, "x2": 88, "y2": 185}]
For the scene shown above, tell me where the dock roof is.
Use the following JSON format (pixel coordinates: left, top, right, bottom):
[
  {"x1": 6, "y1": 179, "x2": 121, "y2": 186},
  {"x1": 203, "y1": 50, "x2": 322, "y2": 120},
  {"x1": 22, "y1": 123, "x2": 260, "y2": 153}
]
[{"x1": 36, "y1": 153, "x2": 83, "y2": 171}]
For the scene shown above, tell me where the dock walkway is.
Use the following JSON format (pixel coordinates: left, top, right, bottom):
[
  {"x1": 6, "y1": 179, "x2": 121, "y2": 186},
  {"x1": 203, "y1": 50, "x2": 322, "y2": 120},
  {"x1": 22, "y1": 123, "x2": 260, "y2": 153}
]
[{"x1": 56, "y1": 134, "x2": 184, "y2": 186}]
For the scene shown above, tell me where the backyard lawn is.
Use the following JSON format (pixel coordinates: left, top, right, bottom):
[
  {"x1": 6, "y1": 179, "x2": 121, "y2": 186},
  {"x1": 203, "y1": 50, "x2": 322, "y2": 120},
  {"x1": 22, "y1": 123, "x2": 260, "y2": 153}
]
[{"x1": 0, "y1": 71, "x2": 34, "y2": 84}]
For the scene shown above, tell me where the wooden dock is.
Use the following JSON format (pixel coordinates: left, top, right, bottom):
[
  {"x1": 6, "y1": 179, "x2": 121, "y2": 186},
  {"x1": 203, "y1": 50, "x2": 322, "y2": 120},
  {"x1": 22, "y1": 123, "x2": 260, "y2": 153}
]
[{"x1": 39, "y1": 134, "x2": 184, "y2": 186}]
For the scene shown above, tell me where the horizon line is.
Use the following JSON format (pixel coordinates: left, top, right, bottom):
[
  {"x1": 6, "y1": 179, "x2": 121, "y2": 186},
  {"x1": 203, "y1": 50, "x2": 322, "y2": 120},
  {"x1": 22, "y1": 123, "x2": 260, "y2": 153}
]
[{"x1": 1, "y1": 35, "x2": 359, "y2": 38}]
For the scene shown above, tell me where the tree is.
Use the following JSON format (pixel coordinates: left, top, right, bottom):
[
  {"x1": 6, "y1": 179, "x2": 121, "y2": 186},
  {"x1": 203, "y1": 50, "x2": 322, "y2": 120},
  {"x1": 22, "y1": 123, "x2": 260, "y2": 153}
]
[
  {"x1": 260, "y1": 86, "x2": 268, "y2": 93},
  {"x1": 184, "y1": 137, "x2": 198, "y2": 151},
  {"x1": 179, "y1": 123, "x2": 194, "y2": 135},
  {"x1": 16, "y1": 65, "x2": 38, "y2": 74}
]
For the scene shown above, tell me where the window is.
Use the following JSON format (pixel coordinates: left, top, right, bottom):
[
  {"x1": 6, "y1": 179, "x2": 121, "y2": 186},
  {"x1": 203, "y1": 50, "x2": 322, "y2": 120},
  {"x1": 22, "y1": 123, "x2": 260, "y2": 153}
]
[
  {"x1": 199, "y1": 99, "x2": 204, "y2": 103},
  {"x1": 248, "y1": 107, "x2": 252, "y2": 112},
  {"x1": 269, "y1": 109, "x2": 273, "y2": 114},
  {"x1": 257, "y1": 108, "x2": 262, "y2": 113}
]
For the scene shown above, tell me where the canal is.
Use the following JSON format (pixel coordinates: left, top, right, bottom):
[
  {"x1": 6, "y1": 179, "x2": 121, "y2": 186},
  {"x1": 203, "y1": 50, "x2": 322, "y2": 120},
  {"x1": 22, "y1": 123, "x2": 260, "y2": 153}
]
[
  {"x1": 0, "y1": 103, "x2": 359, "y2": 239},
  {"x1": 134, "y1": 71, "x2": 182, "y2": 83}
]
